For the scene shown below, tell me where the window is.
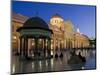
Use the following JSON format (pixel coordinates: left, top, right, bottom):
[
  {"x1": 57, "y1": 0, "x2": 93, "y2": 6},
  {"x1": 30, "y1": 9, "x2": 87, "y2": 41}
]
[
  {"x1": 12, "y1": 35, "x2": 17, "y2": 43},
  {"x1": 13, "y1": 35, "x2": 17, "y2": 40},
  {"x1": 55, "y1": 20, "x2": 56, "y2": 23}
]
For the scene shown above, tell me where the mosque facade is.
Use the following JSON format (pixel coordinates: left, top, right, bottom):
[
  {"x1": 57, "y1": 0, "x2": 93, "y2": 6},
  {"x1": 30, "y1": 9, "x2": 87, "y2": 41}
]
[
  {"x1": 12, "y1": 13, "x2": 90, "y2": 56},
  {"x1": 49, "y1": 13, "x2": 89, "y2": 51}
]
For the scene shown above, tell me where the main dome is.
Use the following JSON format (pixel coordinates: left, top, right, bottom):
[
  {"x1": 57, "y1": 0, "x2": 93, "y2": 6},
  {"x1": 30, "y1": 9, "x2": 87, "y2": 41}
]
[{"x1": 23, "y1": 16, "x2": 49, "y2": 29}]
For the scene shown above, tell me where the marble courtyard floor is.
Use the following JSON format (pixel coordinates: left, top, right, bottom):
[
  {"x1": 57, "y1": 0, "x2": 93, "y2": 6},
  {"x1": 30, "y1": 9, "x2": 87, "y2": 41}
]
[{"x1": 11, "y1": 49, "x2": 96, "y2": 74}]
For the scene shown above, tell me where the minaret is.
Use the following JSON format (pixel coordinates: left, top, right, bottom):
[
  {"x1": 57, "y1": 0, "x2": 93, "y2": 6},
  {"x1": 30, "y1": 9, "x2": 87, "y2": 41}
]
[
  {"x1": 76, "y1": 25, "x2": 80, "y2": 33},
  {"x1": 77, "y1": 27, "x2": 80, "y2": 33}
]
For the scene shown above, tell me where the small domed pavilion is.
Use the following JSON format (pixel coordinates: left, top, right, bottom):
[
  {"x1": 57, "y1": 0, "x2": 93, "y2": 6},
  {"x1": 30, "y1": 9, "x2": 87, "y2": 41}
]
[{"x1": 17, "y1": 16, "x2": 53, "y2": 59}]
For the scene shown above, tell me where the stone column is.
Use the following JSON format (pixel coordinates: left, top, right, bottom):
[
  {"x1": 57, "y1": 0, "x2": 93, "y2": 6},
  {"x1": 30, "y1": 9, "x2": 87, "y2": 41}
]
[
  {"x1": 56, "y1": 39, "x2": 58, "y2": 50},
  {"x1": 59, "y1": 40, "x2": 61, "y2": 51},
  {"x1": 66, "y1": 39, "x2": 67, "y2": 49},
  {"x1": 58, "y1": 40, "x2": 60, "y2": 50},
  {"x1": 43, "y1": 39, "x2": 46, "y2": 57},
  {"x1": 22, "y1": 37, "x2": 28, "y2": 58},
  {"x1": 22, "y1": 37, "x2": 25, "y2": 57},
  {"x1": 77, "y1": 40, "x2": 79, "y2": 48},
  {"x1": 70, "y1": 39, "x2": 72, "y2": 49},
  {"x1": 47, "y1": 38, "x2": 51, "y2": 58},
  {"x1": 19, "y1": 36, "x2": 22, "y2": 56},
  {"x1": 68, "y1": 39, "x2": 70, "y2": 49},
  {"x1": 64, "y1": 39, "x2": 66, "y2": 49},
  {"x1": 53, "y1": 37, "x2": 56, "y2": 52},
  {"x1": 17, "y1": 37, "x2": 20, "y2": 54},
  {"x1": 74, "y1": 39, "x2": 76, "y2": 48},
  {"x1": 27, "y1": 39, "x2": 31, "y2": 56},
  {"x1": 20, "y1": 37, "x2": 24, "y2": 57},
  {"x1": 42, "y1": 39, "x2": 44, "y2": 50},
  {"x1": 34, "y1": 38, "x2": 38, "y2": 57},
  {"x1": 25, "y1": 37, "x2": 28, "y2": 57},
  {"x1": 77, "y1": 40, "x2": 78, "y2": 49}
]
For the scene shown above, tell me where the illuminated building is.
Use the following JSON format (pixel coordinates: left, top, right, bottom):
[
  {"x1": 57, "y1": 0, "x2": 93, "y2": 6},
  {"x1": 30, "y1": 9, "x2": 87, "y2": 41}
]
[
  {"x1": 12, "y1": 13, "x2": 90, "y2": 56},
  {"x1": 50, "y1": 14, "x2": 65, "y2": 51},
  {"x1": 50, "y1": 13, "x2": 89, "y2": 50},
  {"x1": 73, "y1": 28, "x2": 90, "y2": 48},
  {"x1": 12, "y1": 13, "x2": 29, "y2": 52}
]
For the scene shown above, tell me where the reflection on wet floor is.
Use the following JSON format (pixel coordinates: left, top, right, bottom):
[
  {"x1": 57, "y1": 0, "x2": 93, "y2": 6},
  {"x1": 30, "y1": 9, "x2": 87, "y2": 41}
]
[{"x1": 11, "y1": 49, "x2": 96, "y2": 74}]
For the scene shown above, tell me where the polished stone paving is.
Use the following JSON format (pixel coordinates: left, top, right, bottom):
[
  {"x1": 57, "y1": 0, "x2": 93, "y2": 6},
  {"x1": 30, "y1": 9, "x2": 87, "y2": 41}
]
[{"x1": 11, "y1": 49, "x2": 96, "y2": 74}]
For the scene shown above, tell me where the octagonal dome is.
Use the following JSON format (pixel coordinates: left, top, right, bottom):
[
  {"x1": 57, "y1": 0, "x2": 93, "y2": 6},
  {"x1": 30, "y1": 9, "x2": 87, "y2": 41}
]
[
  {"x1": 23, "y1": 16, "x2": 49, "y2": 29},
  {"x1": 17, "y1": 16, "x2": 53, "y2": 35}
]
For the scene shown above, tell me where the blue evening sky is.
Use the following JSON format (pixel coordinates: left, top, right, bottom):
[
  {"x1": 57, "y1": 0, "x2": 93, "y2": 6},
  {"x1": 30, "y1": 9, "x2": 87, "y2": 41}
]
[{"x1": 12, "y1": 1, "x2": 96, "y2": 38}]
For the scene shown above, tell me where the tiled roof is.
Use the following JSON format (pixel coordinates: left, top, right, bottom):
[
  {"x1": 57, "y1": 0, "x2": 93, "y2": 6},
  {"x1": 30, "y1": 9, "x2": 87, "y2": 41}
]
[{"x1": 12, "y1": 13, "x2": 29, "y2": 24}]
